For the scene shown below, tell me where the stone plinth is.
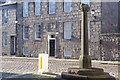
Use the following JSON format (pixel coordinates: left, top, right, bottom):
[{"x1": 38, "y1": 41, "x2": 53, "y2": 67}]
[{"x1": 62, "y1": 68, "x2": 110, "y2": 80}]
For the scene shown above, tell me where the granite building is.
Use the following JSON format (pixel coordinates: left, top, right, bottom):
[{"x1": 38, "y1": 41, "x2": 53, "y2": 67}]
[{"x1": 0, "y1": 0, "x2": 120, "y2": 60}]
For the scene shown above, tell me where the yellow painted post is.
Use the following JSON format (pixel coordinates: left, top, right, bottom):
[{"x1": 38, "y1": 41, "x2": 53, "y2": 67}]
[{"x1": 40, "y1": 56, "x2": 42, "y2": 69}]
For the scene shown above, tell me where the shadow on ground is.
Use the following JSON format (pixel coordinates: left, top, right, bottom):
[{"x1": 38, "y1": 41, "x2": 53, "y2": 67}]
[
  {"x1": 0, "y1": 72, "x2": 118, "y2": 80},
  {"x1": 0, "y1": 72, "x2": 63, "y2": 80}
]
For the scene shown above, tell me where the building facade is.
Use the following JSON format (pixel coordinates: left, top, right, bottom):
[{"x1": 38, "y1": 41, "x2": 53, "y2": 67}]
[{"x1": 0, "y1": 0, "x2": 120, "y2": 60}]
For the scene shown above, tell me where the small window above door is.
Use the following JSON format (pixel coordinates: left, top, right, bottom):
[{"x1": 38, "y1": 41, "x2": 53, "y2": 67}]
[{"x1": 51, "y1": 35, "x2": 55, "y2": 38}]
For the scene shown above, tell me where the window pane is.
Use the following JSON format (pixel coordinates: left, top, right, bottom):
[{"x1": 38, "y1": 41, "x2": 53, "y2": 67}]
[
  {"x1": 23, "y1": 2, "x2": 28, "y2": 17},
  {"x1": 64, "y1": 22, "x2": 71, "y2": 39},
  {"x1": 23, "y1": 48, "x2": 28, "y2": 56},
  {"x1": 24, "y1": 27, "x2": 29, "y2": 40},
  {"x1": 35, "y1": 25, "x2": 40, "y2": 40},
  {"x1": 64, "y1": 49, "x2": 71, "y2": 57},
  {"x1": 81, "y1": 0, "x2": 90, "y2": 5},
  {"x1": 37, "y1": 32, "x2": 40, "y2": 38},
  {"x1": 3, "y1": 9, "x2": 8, "y2": 24},
  {"x1": 3, "y1": 32, "x2": 7, "y2": 47},
  {"x1": 35, "y1": 0, "x2": 41, "y2": 15},
  {"x1": 49, "y1": 0, "x2": 55, "y2": 14},
  {"x1": 64, "y1": 0, "x2": 71, "y2": 12}
]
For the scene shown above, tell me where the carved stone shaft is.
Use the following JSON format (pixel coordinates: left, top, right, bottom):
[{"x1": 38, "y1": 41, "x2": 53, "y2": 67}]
[{"x1": 79, "y1": 4, "x2": 91, "y2": 68}]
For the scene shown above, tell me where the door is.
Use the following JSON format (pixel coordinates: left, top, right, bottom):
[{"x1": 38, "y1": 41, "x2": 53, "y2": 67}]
[
  {"x1": 10, "y1": 36, "x2": 16, "y2": 55},
  {"x1": 49, "y1": 40, "x2": 55, "y2": 56}
]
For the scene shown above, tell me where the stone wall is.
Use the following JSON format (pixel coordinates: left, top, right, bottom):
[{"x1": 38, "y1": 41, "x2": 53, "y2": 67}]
[
  {"x1": 89, "y1": 21, "x2": 101, "y2": 60},
  {"x1": 118, "y1": 1, "x2": 120, "y2": 33},
  {"x1": 1, "y1": 4, "x2": 17, "y2": 56},
  {"x1": 16, "y1": 1, "x2": 102, "y2": 58},
  {"x1": 0, "y1": 7, "x2": 2, "y2": 56},
  {"x1": 0, "y1": 1, "x2": 102, "y2": 58},
  {"x1": 16, "y1": 2, "x2": 24, "y2": 56},
  {"x1": 89, "y1": 2, "x2": 102, "y2": 60},
  {"x1": 17, "y1": 2, "x2": 82, "y2": 58},
  {"x1": 1, "y1": 1, "x2": 119, "y2": 60},
  {"x1": 100, "y1": 33, "x2": 120, "y2": 61},
  {"x1": 101, "y1": 2, "x2": 119, "y2": 33}
]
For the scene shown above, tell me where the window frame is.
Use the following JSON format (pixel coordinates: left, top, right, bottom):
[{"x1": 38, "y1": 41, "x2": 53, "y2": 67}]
[
  {"x1": 64, "y1": 22, "x2": 72, "y2": 39},
  {"x1": 2, "y1": 9, "x2": 8, "y2": 24},
  {"x1": 3, "y1": 32, "x2": 8, "y2": 47},
  {"x1": 23, "y1": 2, "x2": 28, "y2": 17},
  {"x1": 23, "y1": 48, "x2": 28, "y2": 56},
  {"x1": 64, "y1": 49, "x2": 72, "y2": 57},
  {"x1": 64, "y1": 0, "x2": 71, "y2": 12},
  {"x1": 34, "y1": 25, "x2": 41, "y2": 40},
  {"x1": 23, "y1": 26, "x2": 29, "y2": 40},
  {"x1": 35, "y1": 0, "x2": 41, "y2": 15},
  {"x1": 88, "y1": 21, "x2": 90, "y2": 39},
  {"x1": 49, "y1": 0, "x2": 56, "y2": 14}
]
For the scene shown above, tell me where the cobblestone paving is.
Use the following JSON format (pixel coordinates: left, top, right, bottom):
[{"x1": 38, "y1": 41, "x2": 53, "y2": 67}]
[{"x1": 0, "y1": 57, "x2": 119, "y2": 79}]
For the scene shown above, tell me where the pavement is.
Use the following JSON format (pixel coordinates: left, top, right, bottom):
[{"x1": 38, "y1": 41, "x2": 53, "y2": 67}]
[{"x1": 0, "y1": 56, "x2": 119, "y2": 79}]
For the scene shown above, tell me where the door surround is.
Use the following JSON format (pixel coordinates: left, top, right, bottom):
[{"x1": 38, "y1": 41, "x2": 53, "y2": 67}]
[
  {"x1": 48, "y1": 34, "x2": 56, "y2": 57},
  {"x1": 10, "y1": 36, "x2": 16, "y2": 55}
]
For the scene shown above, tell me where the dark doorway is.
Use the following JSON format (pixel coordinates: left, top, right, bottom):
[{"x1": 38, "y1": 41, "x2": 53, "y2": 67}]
[
  {"x1": 49, "y1": 40, "x2": 55, "y2": 56},
  {"x1": 10, "y1": 36, "x2": 16, "y2": 55}
]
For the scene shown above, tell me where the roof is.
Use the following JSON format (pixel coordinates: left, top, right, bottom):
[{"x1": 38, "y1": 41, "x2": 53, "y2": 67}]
[{"x1": 0, "y1": 2, "x2": 17, "y2": 7}]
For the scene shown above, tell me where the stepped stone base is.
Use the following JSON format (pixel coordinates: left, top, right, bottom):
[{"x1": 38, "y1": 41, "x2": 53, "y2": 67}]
[{"x1": 61, "y1": 68, "x2": 110, "y2": 80}]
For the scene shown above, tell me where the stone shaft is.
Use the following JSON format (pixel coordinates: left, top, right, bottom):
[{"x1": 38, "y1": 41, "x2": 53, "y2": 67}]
[
  {"x1": 81, "y1": 11, "x2": 88, "y2": 55},
  {"x1": 79, "y1": 4, "x2": 91, "y2": 68}
]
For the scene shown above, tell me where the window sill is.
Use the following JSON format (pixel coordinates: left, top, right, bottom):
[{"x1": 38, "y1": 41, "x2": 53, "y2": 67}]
[
  {"x1": 49, "y1": 13, "x2": 56, "y2": 15},
  {"x1": 64, "y1": 11, "x2": 71, "y2": 13},
  {"x1": 34, "y1": 38, "x2": 42, "y2": 42},
  {"x1": 34, "y1": 39, "x2": 41, "y2": 41},
  {"x1": 23, "y1": 16, "x2": 29, "y2": 18},
  {"x1": 3, "y1": 45, "x2": 8, "y2": 47},
  {"x1": 23, "y1": 39, "x2": 28, "y2": 41},
  {"x1": 3, "y1": 23, "x2": 7, "y2": 25},
  {"x1": 64, "y1": 39, "x2": 72, "y2": 40},
  {"x1": 35, "y1": 14, "x2": 41, "y2": 16}
]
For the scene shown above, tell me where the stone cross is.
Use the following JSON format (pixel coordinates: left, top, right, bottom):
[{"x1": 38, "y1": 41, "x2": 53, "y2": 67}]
[{"x1": 79, "y1": 4, "x2": 92, "y2": 68}]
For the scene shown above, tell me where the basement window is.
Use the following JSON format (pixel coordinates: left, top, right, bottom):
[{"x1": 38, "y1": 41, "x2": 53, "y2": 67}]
[
  {"x1": 23, "y1": 48, "x2": 28, "y2": 56},
  {"x1": 3, "y1": 32, "x2": 7, "y2": 47},
  {"x1": 64, "y1": 49, "x2": 71, "y2": 57}
]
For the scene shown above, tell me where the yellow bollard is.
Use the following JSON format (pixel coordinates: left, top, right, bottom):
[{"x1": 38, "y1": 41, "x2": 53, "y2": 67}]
[
  {"x1": 38, "y1": 54, "x2": 48, "y2": 73},
  {"x1": 40, "y1": 56, "x2": 42, "y2": 69}
]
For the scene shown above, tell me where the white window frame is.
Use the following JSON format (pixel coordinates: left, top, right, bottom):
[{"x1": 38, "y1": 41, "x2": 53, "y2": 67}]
[
  {"x1": 49, "y1": 0, "x2": 55, "y2": 14},
  {"x1": 35, "y1": 0, "x2": 41, "y2": 15},
  {"x1": 3, "y1": 9, "x2": 8, "y2": 24},
  {"x1": 64, "y1": 0, "x2": 71, "y2": 12},
  {"x1": 23, "y1": 48, "x2": 28, "y2": 56},
  {"x1": 23, "y1": 2, "x2": 28, "y2": 17},
  {"x1": 34, "y1": 25, "x2": 41, "y2": 40},
  {"x1": 23, "y1": 26, "x2": 29, "y2": 40},
  {"x1": 64, "y1": 49, "x2": 71, "y2": 57},
  {"x1": 64, "y1": 22, "x2": 72, "y2": 39},
  {"x1": 3, "y1": 32, "x2": 7, "y2": 47}
]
